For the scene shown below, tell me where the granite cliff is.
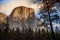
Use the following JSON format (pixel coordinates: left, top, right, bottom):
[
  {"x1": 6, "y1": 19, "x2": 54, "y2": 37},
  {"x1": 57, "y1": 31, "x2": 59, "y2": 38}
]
[
  {"x1": 0, "y1": 13, "x2": 8, "y2": 28},
  {"x1": 9, "y1": 6, "x2": 36, "y2": 31}
]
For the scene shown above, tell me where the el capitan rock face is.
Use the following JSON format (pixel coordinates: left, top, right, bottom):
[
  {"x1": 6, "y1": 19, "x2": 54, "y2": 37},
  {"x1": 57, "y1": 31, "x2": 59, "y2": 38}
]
[{"x1": 9, "y1": 6, "x2": 36, "y2": 31}]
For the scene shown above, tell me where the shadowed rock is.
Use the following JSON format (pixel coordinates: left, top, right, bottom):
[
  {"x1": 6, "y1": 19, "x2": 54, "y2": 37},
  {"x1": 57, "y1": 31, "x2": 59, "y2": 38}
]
[{"x1": 9, "y1": 6, "x2": 37, "y2": 31}]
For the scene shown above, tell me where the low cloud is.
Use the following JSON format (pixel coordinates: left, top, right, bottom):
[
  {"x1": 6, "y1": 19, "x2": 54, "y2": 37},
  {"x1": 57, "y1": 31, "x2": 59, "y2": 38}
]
[{"x1": 31, "y1": 0, "x2": 41, "y2": 4}]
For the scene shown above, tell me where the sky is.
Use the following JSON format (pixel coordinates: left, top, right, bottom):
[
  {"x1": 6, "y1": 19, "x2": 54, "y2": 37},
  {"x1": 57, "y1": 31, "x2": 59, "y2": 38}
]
[{"x1": 0, "y1": 0, "x2": 41, "y2": 16}]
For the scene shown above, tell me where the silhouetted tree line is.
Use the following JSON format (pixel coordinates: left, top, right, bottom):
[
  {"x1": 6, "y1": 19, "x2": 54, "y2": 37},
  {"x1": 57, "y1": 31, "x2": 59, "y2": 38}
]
[{"x1": 0, "y1": 23, "x2": 60, "y2": 40}]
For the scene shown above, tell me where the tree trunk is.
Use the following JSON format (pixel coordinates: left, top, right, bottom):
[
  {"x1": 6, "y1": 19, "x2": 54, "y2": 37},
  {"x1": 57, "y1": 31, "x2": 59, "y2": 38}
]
[{"x1": 48, "y1": 9, "x2": 56, "y2": 40}]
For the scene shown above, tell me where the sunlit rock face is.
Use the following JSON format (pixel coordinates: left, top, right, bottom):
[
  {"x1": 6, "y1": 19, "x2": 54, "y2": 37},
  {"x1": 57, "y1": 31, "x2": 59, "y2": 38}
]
[
  {"x1": 9, "y1": 6, "x2": 36, "y2": 31},
  {"x1": 0, "y1": 13, "x2": 7, "y2": 24},
  {"x1": 0, "y1": 13, "x2": 8, "y2": 28}
]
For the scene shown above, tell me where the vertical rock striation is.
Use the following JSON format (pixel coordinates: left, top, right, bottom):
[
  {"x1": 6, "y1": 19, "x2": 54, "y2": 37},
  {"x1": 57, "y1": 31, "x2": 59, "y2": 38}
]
[{"x1": 9, "y1": 6, "x2": 36, "y2": 31}]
